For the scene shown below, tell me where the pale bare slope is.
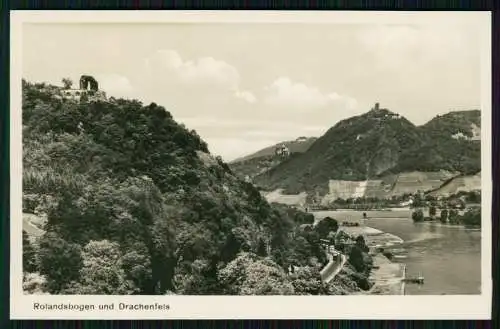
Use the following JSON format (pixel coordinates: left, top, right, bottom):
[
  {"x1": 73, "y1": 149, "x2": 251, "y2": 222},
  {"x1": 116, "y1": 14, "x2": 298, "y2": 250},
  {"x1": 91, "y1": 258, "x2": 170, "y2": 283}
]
[
  {"x1": 321, "y1": 170, "x2": 460, "y2": 203},
  {"x1": 428, "y1": 172, "x2": 481, "y2": 197}
]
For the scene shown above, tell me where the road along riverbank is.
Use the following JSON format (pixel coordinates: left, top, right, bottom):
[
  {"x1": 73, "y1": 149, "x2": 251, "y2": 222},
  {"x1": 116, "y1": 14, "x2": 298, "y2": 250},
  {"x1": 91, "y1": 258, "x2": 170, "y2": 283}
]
[
  {"x1": 312, "y1": 209, "x2": 481, "y2": 295},
  {"x1": 320, "y1": 253, "x2": 347, "y2": 283}
]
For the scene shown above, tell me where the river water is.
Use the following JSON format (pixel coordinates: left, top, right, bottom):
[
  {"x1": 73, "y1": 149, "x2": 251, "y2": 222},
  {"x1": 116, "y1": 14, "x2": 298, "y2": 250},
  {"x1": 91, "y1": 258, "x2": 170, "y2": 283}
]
[{"x1": 312, "y1": 210, "x2": 482, "y2": 295}]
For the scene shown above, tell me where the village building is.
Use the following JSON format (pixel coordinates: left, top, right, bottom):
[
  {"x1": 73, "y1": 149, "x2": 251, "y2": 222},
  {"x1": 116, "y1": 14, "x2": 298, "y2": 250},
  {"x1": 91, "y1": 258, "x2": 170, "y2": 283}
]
[{"x1": 275, "y1": 143, "x2": 290, "y2": 157}]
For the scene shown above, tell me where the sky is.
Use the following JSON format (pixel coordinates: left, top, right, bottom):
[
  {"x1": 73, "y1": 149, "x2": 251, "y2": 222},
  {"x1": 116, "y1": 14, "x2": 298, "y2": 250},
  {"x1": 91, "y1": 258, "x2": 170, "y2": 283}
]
[{"x1": 22, "y1": 18, "x2": 483, "y2": 161}]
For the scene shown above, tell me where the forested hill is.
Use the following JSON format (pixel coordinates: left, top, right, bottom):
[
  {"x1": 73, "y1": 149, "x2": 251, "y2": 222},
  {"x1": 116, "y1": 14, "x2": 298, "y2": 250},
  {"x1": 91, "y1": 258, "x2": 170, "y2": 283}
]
[
  {"x1": 231, "y1": 137, "x2": 318, "y2": 163},
  {"x1": 252, "y1": 107, "x2": 481, "y2": 195},
  {"x1": 387, "y1": 110, "x2": 481, "y2": 175},
  {"x1": 254, "y1": 108, "x2": 425, "y2": 194},
  {"x1": 229, "y1": 137, "x2": 318, "y2": 180},
  {"x1": 22, "y1": 80, "x2": 367, "y2": 295}
]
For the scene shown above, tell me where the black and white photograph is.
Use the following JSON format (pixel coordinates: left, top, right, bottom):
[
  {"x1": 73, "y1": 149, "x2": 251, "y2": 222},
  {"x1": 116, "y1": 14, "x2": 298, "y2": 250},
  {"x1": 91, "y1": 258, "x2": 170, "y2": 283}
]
[{"x1": 11, "y1": 11, "x2": 492, "y2": 319}]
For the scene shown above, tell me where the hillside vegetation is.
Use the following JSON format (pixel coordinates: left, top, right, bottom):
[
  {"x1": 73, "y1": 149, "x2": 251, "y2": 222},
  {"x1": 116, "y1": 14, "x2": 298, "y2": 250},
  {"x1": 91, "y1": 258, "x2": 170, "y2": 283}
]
[
  {"x1": 21, "y1": 80, "x2": 370, "y2": 295},
  {"x1": 231, "y1": 137, "x2": 317, "y2": 163},
  {"x1": 230, "y1": 137, "x2": 317, "y2": 180},
  {"x1": 387, "y1": 110, "x2": 481, "y2": 175},
  {"x1": 252, "y1": 107, "x2": 481, "y2": 195}
]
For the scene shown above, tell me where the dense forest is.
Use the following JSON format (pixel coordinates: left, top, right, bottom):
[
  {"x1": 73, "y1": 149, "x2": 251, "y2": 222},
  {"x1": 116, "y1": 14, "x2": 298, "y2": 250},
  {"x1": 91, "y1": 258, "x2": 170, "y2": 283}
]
[{"x1": 21, "y1": 80, "x2": 372, "y2": 295}]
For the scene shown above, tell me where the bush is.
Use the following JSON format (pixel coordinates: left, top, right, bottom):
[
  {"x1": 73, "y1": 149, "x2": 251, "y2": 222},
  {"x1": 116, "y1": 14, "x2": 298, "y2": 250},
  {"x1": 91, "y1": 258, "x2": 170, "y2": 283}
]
[
  {"x1": 411, "y1": 209, "x2": 424, "y2": 222},
  {"x1": 461, "y1": 208, "x2": 481, "y2": 227}
]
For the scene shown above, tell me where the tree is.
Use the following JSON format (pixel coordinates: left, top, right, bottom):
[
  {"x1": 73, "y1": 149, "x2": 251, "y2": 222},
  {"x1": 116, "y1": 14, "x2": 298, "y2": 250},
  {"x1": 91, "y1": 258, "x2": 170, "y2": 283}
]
[
  {"x1": 425, "y1": 194, "x2": 436, "y2": 202},
  {"x1": 172, "y1": 258, "x2": 220, "y2": 295},
  {"x1": 37, "y1": 232, "x2": 83, "y2": 293},
  {"x1": 296, "y1": 212, "x2": 315, "y2": 225},
  {"x1": 411, "y1": 194, "x2": 424, "y2": 208},
  {"x1": 429, "y1": 206, "x2": 437, "y2": 218},
  {"x1": 348, "y1": 245, "x2": 366, "y2": 273},
  {"x1": 461, "y1": 208, "x2": 481, "y2": 227},
  {"x1": 448, "y1": 209, "x2": 460, "y2": 224},
  {"x1": 23, "y1": 230, "x2": 37, "y2": 273},
  {"x1": 289, "y1": 266, "x2": 330, "y2": 295},
  {"x1": 257, "y1": 238, "x2": 268, "y2": 257},
  {"x1": 63, "y1": 240, "x2": 137, "y2": 295},
  {"x1": 314, "y1": 216, "x2": 339, "y2": 239},
  {"x1": 334, "y1": 230, "x2": 350, "y2": 252},
  {"x1": 23, "y1": 272, "x2": 49, "y2": 295},
  {"x1": 466, "y1": 191, "x2": 481, "y2": 203},
  {"x1": 62, "y1": 78, "x2": 73, "y2": 89},
  {"x1": 355, "y1": 235, "x2": 369, "y2": 253},
  {"x1": 440, "y1": 209, "x2": 448, "y2": 223},
  {"x1": 121, "y1": 247, "x2": 153, "y2": 292},
  {"x1": 411, "y1": 209, "x2": 424, "y2": 222},
  {"x1": 218, "y1": 252, "x2": 295, "y2": 295}
]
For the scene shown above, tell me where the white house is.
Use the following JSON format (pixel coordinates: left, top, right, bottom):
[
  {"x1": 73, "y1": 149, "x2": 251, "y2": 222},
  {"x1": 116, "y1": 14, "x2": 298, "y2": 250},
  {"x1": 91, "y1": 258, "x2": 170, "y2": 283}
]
[{"x1": 275, "y1": 144, "x2": 290, "y2": 157}]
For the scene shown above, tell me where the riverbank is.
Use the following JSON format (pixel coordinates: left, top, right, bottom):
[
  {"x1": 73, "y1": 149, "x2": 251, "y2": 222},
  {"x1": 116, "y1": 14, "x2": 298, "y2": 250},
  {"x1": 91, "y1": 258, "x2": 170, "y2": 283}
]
[
  {"x1": 416, "y1": 220, "x2": 481, "y2": 231},
  {"x1": 340, "y1": 224, "x2": 406, "y2": 295},
  {"x1": 341, "y1": 225, "x2": 404, "y2": 248},
  {"x1": 312, "y1": 209, "x2": 481, "y2": 295},
  {"x1": 367, "y1": 253, "x2": 406, "y2": 295}
]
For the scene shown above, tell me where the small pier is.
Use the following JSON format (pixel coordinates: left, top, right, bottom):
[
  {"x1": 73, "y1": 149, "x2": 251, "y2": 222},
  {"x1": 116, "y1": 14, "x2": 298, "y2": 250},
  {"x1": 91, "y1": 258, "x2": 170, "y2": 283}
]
[{"x1": 404, "y1": 272, "x2": 424, "y2": 285}]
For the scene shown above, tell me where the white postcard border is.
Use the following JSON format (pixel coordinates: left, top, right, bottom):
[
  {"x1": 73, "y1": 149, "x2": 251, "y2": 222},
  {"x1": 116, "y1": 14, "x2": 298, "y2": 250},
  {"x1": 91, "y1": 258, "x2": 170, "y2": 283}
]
[{"x1": 10, "y1": 10, "x2": 492, "y2": 320}]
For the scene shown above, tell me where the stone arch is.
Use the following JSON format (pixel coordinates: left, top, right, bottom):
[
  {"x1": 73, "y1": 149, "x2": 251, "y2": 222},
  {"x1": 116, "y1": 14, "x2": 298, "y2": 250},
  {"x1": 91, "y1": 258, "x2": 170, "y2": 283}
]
[{"x1": 79, "y1": 75, "x2": 99, "y2": 91}]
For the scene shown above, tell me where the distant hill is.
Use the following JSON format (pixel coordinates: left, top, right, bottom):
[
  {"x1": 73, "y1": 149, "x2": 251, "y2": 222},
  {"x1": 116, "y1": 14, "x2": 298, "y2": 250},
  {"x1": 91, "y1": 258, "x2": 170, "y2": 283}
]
[
  {"x1": 229, "y1": 137, "x2": 317, "y2": 179},
  {"x1": 386, "y1": 110, "x2": 481, "y2": 175},
  {"x1": 251, "y1": 105, "x2": 481, "y2": 195},
  {"x1": 231, "y1": 137, "x2": 318, "y2": 163}
]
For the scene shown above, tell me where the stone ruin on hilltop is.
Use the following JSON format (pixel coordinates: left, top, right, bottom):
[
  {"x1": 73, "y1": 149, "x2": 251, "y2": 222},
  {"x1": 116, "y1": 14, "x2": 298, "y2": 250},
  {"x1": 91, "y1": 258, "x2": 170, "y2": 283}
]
[
  {"x1": 55, "y1": 75, "x2": 107, "y2": 103},
  {"x1": 370, "y1": 102, "x2": 400, "y2": 119}
]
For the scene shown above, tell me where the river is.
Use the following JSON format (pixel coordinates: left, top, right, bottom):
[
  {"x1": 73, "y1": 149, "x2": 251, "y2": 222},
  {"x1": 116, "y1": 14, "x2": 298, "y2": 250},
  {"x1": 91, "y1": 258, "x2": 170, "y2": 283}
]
[{"x1": 312, "y1": 210, "x2": 481, "y2": 295}]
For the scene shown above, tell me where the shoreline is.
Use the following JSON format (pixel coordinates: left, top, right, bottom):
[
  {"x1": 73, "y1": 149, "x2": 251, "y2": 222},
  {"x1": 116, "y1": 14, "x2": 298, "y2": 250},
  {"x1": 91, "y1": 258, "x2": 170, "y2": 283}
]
[
  {"x1": 416, "y1": 221, "x2": 481, "y2": 231},
  {"x1": 341, "y1": 225, "x2": 406, "y2": 295}
]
